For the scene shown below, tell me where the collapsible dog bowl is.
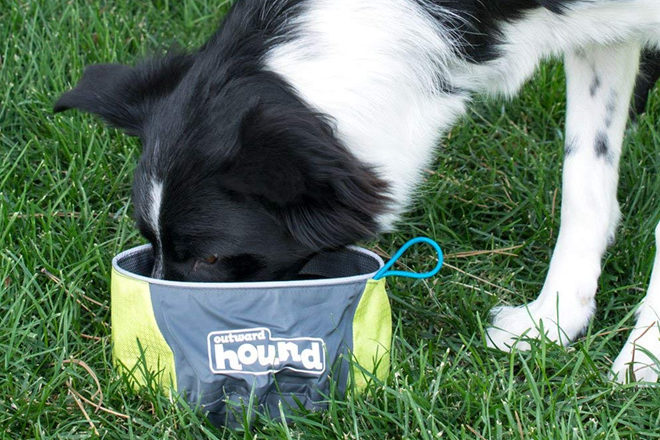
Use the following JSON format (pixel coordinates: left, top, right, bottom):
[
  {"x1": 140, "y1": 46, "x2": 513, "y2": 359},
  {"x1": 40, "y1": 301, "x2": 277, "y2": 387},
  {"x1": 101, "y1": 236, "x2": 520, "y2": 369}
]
[{"x1": 111, "y1": 238, "x2": 443, "y2": 427}]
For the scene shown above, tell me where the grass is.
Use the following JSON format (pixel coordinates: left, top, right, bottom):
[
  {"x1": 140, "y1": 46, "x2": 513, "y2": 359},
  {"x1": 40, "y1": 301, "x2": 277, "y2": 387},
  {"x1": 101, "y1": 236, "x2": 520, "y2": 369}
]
[{"x1": 1, "y1": 0, "x2": 659, "y2": 438}]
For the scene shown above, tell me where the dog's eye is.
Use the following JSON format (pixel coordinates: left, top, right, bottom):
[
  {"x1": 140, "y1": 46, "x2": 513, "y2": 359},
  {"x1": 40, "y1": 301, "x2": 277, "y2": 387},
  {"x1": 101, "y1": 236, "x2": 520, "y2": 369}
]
[{"x1": 203, "y1": 255, "x2": 218, "y2": 265}]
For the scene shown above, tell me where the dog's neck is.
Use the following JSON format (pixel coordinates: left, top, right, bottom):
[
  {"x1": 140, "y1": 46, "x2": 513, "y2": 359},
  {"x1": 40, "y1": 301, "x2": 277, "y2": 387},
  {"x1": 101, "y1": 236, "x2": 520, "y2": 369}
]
[{"x1": 264, "y1": 0, "x2": 470, "y2": 229}]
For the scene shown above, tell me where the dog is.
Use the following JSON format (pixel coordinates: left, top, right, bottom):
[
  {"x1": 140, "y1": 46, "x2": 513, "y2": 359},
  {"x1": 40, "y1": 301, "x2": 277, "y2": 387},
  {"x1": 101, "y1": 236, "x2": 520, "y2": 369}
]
[{"x1": 55, "y1": 0, "x2": 660, "y2": 382}]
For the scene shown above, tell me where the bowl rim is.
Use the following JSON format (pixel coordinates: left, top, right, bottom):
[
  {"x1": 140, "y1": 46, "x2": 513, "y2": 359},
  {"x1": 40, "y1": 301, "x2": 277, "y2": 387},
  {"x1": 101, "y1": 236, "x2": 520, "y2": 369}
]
[{"x1": 112, "y1": 244, "x2": 385, "y2": 289}]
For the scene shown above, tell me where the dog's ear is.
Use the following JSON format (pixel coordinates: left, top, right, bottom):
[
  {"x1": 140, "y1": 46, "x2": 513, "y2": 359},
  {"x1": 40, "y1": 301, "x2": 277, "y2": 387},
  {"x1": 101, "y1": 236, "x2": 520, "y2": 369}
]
[
  {"x1": 220, "y1": 103, "x2": 318, "y2": 205},
  {"x1": 54, "y1": 54, "x2": 193, "y2": 136},
  {"x1": 222, "y1": 103, "x2": 390, "y2": 249}
]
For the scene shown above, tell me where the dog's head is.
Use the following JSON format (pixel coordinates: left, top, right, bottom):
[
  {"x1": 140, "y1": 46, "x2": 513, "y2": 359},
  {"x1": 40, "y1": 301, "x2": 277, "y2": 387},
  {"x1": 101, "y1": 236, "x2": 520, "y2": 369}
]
[{"x1": 54, "y1": 54, "x2": 389, "y2": 282}]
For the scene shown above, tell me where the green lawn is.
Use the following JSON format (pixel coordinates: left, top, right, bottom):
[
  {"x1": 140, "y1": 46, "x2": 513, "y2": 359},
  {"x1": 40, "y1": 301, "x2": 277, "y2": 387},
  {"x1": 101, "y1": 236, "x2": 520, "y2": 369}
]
[{"x1": 2, "y1": 1, "x2": 659, "y2": 438}]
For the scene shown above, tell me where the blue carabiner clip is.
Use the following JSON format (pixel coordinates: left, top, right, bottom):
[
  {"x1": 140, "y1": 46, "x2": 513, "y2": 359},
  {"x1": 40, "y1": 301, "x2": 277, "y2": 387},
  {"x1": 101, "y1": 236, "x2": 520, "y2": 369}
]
[{"x1": 373, "y1": 237, "x2": 444, "y2": 281}]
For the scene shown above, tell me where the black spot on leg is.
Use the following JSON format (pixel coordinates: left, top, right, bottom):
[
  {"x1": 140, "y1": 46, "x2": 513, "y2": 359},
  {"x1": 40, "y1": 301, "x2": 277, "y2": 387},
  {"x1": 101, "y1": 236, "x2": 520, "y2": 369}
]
[
  {"x1": 564, "y1": 138, "x2": 577, "y2": 156},
  {"x1": 595, "y1": 131, "x2": 609, "y2": 159},
  {"x1": 590, "y1": 75, "x2": 601, "y2": 97},
  {"x1": 605, "y1": 90, "x2": 618, "y2": 128}
]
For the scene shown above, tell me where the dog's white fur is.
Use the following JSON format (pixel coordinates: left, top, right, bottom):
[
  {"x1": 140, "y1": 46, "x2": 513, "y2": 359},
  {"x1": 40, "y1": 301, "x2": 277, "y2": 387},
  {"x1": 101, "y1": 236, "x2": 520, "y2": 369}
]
[
  {"x1": 149, "y1": 179, "x2": 165, "y2": 278},
  {"x1": 266, "y1": 0, "x2": 660, "y2": 382},
  {"x1": 267, "y1": 0, "x2": 467, "y2": 225}
]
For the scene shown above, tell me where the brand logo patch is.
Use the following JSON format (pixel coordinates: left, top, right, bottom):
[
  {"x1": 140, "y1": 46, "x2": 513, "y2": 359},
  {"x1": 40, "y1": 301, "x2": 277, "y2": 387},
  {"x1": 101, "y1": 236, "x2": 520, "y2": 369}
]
[{"x1": 207, "y1": 327, "x2": 326, "y2": 376}]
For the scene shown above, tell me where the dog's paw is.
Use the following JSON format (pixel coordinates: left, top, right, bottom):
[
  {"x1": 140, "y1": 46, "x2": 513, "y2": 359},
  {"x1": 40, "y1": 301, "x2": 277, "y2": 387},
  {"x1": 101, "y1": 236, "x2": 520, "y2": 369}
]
[
  {"x1": 486, "y1": 299, "x2": 593, "y2": 351},
  {"x1": 610, "y1": 308, "x2": 660, "y2": 384}
]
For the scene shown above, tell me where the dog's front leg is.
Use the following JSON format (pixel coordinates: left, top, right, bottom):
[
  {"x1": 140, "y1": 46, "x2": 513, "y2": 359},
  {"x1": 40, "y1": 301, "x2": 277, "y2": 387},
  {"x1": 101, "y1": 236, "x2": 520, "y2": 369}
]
[{"x1": 487, "y1": 43, "x2": 641, "y2": 351}]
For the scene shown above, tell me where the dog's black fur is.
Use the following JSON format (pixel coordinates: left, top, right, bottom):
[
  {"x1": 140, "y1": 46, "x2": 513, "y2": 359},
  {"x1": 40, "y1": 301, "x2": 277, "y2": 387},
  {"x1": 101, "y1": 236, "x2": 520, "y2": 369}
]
[
  {"x1": 55, "y1": 1, "x2": 389, "y2": 282},
  {"x1": 634, "y1": 49, "x2": 660, "y2": 115},
  {"x1": 417, "y1": 0, "x2": 579, "y2": 62}
]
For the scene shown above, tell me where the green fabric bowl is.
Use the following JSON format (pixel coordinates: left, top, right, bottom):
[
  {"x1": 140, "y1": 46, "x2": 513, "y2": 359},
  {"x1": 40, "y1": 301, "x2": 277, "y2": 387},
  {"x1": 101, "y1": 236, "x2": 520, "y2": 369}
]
[{"x1": 111, "y1": 244, "x2": 391, "y2": 427}]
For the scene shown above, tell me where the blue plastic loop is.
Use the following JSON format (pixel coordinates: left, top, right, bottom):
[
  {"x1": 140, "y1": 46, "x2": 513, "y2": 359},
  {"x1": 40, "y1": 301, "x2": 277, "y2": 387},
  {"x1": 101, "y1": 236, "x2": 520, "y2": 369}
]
[{"x1": 373, "y1": 237, "x2": 444, "y2": 280}]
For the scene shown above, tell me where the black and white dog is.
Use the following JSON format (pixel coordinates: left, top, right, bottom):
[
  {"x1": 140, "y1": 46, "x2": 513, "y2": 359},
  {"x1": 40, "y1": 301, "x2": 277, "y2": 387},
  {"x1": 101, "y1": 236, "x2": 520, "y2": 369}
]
[{"x1": 55, "y1": 0, "x2": 660, "y2": 382}]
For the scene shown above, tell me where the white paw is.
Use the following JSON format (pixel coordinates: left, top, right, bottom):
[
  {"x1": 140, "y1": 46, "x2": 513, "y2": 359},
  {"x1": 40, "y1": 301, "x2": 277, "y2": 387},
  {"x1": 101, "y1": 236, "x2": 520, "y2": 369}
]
[
  {"x1": 486, "y1": 298, "x2": 594, "y2": 351},
  {"x1": 610, "y1": 310, "x2": 660, "y2": 384}
]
